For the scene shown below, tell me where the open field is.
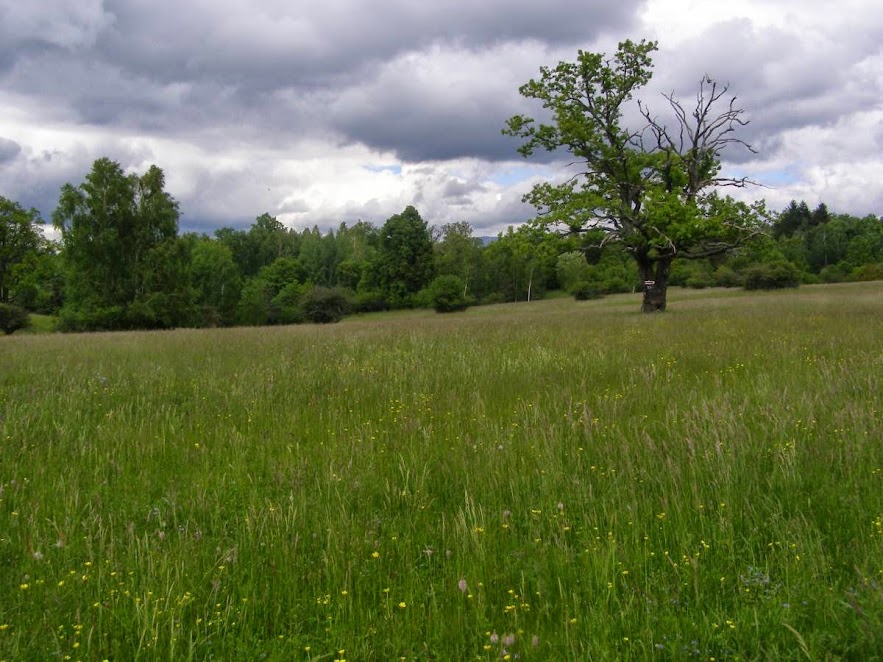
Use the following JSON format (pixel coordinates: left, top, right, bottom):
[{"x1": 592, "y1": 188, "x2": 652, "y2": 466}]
[{"x1": 1, "y1": 283, "x2": 882, "y2": 660}]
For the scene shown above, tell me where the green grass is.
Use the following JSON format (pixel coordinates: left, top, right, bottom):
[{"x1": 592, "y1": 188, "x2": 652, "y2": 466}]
[
  {"x1": 12, "y1": 313, "x2": 56, "y2": 335},
  {"x1": 1, "y1": 283, "x2": 882, "y2": 660}
]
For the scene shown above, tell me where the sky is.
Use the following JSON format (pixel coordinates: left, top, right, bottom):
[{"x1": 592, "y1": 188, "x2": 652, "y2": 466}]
[{"x1": 1, "y1": 0, "x2": 881, "y2": 236}]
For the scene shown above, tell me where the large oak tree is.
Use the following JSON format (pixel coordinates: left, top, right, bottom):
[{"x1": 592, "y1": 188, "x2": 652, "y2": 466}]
[{"x1": 504, "y1": 40, "x2": 765, "y2": 312}]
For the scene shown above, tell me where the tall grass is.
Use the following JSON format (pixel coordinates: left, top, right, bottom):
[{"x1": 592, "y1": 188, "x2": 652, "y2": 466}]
[{"x1": 1, "y1": 283, "x2": 881, "y2": 660}]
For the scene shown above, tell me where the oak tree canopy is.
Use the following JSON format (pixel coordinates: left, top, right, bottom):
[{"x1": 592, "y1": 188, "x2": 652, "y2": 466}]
[{"x1": 504, "y1": 39, "x2": 765, "y2": 312}]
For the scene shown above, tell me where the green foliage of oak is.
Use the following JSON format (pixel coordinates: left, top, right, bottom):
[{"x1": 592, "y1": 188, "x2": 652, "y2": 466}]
[{"x1": 504, "y1": 40, "x2": 766, "y2": 312}]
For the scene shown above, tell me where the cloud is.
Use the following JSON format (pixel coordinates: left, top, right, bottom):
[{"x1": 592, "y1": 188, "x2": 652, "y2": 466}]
[
  {"x1": 2, "y1": 0, "x2": 645, "y2": 148},
  {"x1": 94, "y1": 0, "x2": 642, "y2": 88},
  {"x1": 637, "y1": 2, "x2": 883, "y2": 214},
  {"x1": 655, "y1": 2, "x2": 883, "y2": 162},
  {"x1": 1, "y1": 0, "x2": 881, "y2": 234},
  {"x1": 653, "y1": 18, "x2": 882, "y2": 140},
  {"x1": 328, "y1": 42, "x2": 552, "y2": 162},
  {"x1": 0, "y1": 0, "x2": 645, "y2": 230},
  {"x1": 0, "y1": 137, "x2": 21, "y2": 164},
  {"x1": 0, "y1": 0, "x2": 113, "y2": 53}
]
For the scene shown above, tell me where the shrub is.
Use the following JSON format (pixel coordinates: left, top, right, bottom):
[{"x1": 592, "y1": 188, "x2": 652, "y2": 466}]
[
  {"x1": 571, "y1": 281, "x2": 603, "y2": 301},
  {"x1": 197, "y1": 305, "x2": 224, "y2": 328},
  {"x1": 556, "y1": 251, "x2": 591, "y2": 292},
  {"x1": 668, "y1": 260, "x2": 696, "y2": 287},
  {"x1": 850, "y1": 263, "x2": 883, "y2": 282},
  {"x1": 126, "y1": 295, "x2": 187, "y2": 330},
  {"x1": 742, "y1": 260, "x2": 801, "y2": 290},
  {"x1": 713, "y1": 266, "x2": 742, "y2": 288},
  {"x1": 299, "y1": 286, "x2": 351, "y2": 324},
  {"x1": 410, "y1": 287, "x2": 435, "y2": 310},
  {"x1": 478, "y1": 292, "x2": 506, "y2": 306},
  {"x1": 686, "y1": 273, "x2": 714, "y2": 289},
  {"x1": 429, "y1": 275, "x2": 470, "y2": 313},
  {"x1": 602, "y1": 276, "x2": 631, "y2": 294},
  {"x1": 56, "y1": 306, "x2": 125, "y2": 332},
  {"x1": 0, "y1": 303, "x2": 30, "y2": 335},
  {"x1": 352, "y1": 289, "x2": 388, "y2": 313},
  {"x1": 819, "y1": 264, "x2": 850, "y2": 283}
]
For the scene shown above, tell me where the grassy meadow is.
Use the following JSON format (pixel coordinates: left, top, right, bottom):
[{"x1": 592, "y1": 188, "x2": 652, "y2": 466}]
[{"x1": 1, "y1": 283, "x2": 882, "y2": 660}]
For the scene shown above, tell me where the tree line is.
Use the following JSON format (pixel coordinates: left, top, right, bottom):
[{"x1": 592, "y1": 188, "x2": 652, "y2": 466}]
[
  {"x1": 0, "y1": 157, "x2": 588, "y2": 332},
  {"x1": 1, "y1": 157, "x2": 880, "y2": 335},
  {"x1": 2, "y1": 39, "x2": 882, "y2": 333}
]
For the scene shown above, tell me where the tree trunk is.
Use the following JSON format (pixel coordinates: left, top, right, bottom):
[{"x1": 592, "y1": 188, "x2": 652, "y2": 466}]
[{"x1": 639, "y1": 258, "x2": 671, "y2": 313}]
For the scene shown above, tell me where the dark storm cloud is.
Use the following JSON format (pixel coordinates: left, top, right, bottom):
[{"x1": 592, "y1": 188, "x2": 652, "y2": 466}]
[
  {"x1": 325, "y1": 42, "x2": 574, "y2": 163},
  {"x1": 330, "y1": 91, "x2": 519, "y2": 163},
  {"x1": 1, "y1": 0, "x2": 646, "y2": 151},
  {"x1": 94, "y1": 0, "x2": 643, "y2": 88},
  {"x1": 0, "y1": 137, "x2": 21, "y2": 164}
]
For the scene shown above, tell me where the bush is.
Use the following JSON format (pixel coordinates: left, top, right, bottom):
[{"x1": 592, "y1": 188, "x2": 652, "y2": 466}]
[
  {"x1": 850, "y1": 263, "x2": 883, "y2": 282},
  {"x1": 56, "y1": 306, "x2": 125, "y2": 332},
  {"x1": 712, "y1": 266, "x2": 742, "y2": 288},
  {"x1": 742, "y1": 260, "x2": 801, "y2": 290},
  {"x1": 556, "y1": 251, "x2": 591, "y2": 292},
  {"x1": 0, "y1": 303, "x2": 30, "y2": 335},
  {"x1": 478, "y1": 292, "x2": 506, "y2": 306},
  {"x1": 197, "y1": 305, "x2": 224, "y2": 328},
  {"x1": 571, "y1": 281, "x2": 603, "y2": 300},
  {"x1": 819, "y1": 264, "x2": 850, "y2": 283},
  {"x1": 671, "y1": 260, "x2": 717, "y2": 289},
  {"x1": 299, "y1": 286, "x2": 351, "y2": 324},
  {"x1": 352, "y1": 289, "x2": 388, "y2": 313},
  {"x1": 685, "y1": 273, "x2": 714, "y2": 289},
  {"x1": 667, "y1": 260, "x2": 694, "y2": 287},
  {"x1": 409, "y1": 287, "x2": 435, "y2": 310},
  {"x1": 429, "y1": 275, "x2": 470, "y2": 313},
  {"x1": 602, "y1": 276, "x2": 632, "y2": 294},
  {"x1": 126, "y1": 295, "x2": 188, "y2": 330}
]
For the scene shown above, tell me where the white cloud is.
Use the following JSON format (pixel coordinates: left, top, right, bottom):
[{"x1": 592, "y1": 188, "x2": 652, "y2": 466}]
[{"x1": 639, "y1": 0, "x2": 883, "y2": 216}]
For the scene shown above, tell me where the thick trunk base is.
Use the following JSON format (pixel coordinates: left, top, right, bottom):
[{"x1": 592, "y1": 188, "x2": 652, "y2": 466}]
[
  {"x1": 641, "y1": 285, "x2": 667, "y2": 313},
  {"x1": 638, "y1": 257, "x2": 671, "y2": 313}
]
